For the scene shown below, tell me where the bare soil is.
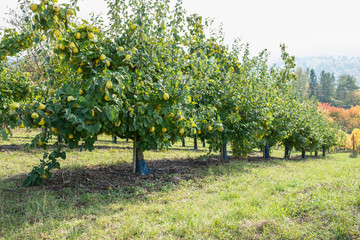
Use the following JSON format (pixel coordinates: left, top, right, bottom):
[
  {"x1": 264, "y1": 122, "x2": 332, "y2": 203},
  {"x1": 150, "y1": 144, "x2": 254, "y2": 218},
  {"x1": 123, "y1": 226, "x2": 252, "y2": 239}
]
[
  {"x1": 42, "y1": 157, "x2": 232, "y2": 194},
  {"x1": 1, "y1": 143, "x2": 320, "y2": 195}
]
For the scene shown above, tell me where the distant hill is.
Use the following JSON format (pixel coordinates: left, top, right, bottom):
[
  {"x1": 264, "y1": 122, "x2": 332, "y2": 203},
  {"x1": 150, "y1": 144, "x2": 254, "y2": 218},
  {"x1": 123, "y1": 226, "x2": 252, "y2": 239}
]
[
  {"x1": 295, "y1": 56, "x2": 360, "y2": 84},
  {"x1": 271, "y1": 56, "x2": 360, "y2": 84}
]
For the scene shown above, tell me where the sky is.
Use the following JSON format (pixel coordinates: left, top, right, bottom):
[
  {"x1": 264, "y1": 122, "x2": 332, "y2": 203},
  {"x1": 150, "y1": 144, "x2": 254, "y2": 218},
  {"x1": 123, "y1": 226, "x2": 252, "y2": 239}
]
[{"x1": 1, "y1": 0, "x2": 360, "y2": 61}]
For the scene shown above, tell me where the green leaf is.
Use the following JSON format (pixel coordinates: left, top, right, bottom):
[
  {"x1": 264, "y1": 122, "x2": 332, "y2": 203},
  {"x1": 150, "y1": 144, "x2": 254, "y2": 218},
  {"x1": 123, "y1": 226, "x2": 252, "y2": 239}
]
[
  {"x1": 76, "y1": 124, "x2": 85, "y2": 132},
  {"x1": 60, "y1": 151, "x2": 66, "y2": 160},
  {"x1": 105, "y1": 105, "x2": 119, "y2": 123},
  {"x1": 22, "y1": 176, "x2": 33, "y2": 187},
  {"x1": 69, "y1": 141, "x2": 78, "y2": 149},
  {"x1": 78, "y1": 96, "x2": 87, "y2": 103},
  {"x1": 0, "y1": 129, "x2": 7, "y2": 140}
]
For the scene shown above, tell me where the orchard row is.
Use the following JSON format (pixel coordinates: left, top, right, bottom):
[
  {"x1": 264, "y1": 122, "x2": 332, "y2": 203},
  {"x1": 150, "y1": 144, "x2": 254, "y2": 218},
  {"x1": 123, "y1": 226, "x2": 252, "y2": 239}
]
[{"x1": 0, "y1": 0, "x2": 339, "y2": 186}]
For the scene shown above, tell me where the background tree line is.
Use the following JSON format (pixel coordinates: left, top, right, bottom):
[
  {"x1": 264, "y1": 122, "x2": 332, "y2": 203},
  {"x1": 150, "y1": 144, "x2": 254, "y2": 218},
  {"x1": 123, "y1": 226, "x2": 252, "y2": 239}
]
[{"x1": 294, "y1": 67, "x2": 360, "y2": 108}]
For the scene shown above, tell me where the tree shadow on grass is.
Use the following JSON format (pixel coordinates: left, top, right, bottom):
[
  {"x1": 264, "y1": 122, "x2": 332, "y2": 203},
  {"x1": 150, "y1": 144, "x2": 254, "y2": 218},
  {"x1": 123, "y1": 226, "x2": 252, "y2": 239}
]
[
  {"x1": 0, "y1": 152, "x2": 321, "y2": 194},
  {"x1": 0, "y1": 153, "x2": 324, "y2": 237},
  {"x1": 1, "y1": 156, "x2": 241, "y2": 194},
  {"x1": 0, "y1": 143, "x2": 133, "y2": 153},
  {"x1": 0, "y1": 143, "x2": 210, "y2": 153},
  {"x1": 0, "y1": 155, "x2": 247, "y2": 234}
]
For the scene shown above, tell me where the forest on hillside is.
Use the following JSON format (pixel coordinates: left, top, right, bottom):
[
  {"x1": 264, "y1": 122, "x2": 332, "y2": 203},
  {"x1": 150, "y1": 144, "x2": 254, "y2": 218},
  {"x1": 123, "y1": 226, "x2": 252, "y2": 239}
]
[
  {"x1": 294, "y1": 67, "x2": 359, "y2": 109},
  {"x1": 295, "y1": 56, "x2": 360, "y2": 84}
]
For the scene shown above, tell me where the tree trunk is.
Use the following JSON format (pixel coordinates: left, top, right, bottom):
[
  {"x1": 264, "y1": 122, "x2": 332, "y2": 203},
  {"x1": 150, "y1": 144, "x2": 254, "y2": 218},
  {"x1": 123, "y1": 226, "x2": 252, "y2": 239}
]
[
  {"x1": 194, "y1": 137, "x2": 198, "y2": 150},
  {"x1": 57, "y1": 135, "x2": 63, "y2": 143},
  {"x1": 113, "y1": 136, "x2": 117, "y2": 144},
  {"x1": 126, "y1": 138, "x2": 129, "y2": 143},
  {"x1": 264, "y1": 142, "x2": 270, "y2": 160},
  {"x1": 202, "y1": 140, "x2": 206, "y2": 148},
  {"x1": 315, "y1": 150, "x2": 318, "y2": 157},
  {"x1": 284, "y1": 145, "x2": 290, "y2": 159},
  {"x1": 133, "y1": 136, "x2": 141, "y2": 174},
  {"x1": 301, "y1": 148, "x2": 306, "y2": 159},
  {"x1": 133, "y1": 135, "x2": 150, "y2": 175},
  {"x1": 323, "y1": 146, "x2": 326, "y2": 157},
  {"x1": 262, "y1": 146, "x2": 265, "y2": 158},
  {"x1": 353, "y1": 134, "x2": 356, "y2": 155},
  {"x1": 220, "y1": 142, "x2": 228, "y2": 162},
  {"x1": 182, "y1": 139, "x2": 186, "y2": 147}
]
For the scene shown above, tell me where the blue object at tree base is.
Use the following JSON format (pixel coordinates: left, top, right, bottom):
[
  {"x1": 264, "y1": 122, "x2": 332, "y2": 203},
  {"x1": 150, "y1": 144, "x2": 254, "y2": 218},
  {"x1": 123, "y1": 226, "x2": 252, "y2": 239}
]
[{"x1": 140, "y1": 160, "x2": 151, "y2": 175}]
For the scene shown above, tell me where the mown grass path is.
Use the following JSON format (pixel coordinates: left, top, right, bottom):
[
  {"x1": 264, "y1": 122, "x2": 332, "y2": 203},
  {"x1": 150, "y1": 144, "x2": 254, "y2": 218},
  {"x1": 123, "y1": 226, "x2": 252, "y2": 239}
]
[{"x1": 1, "y1": 132, "x2": 359, "y2": 239}]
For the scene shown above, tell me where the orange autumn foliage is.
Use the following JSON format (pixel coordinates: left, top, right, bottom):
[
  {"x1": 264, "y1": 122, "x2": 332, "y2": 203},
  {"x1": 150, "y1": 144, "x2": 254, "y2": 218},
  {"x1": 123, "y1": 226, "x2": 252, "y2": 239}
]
[{"x1": 319, "y1": 103, "x2": 360, "y2": 133}]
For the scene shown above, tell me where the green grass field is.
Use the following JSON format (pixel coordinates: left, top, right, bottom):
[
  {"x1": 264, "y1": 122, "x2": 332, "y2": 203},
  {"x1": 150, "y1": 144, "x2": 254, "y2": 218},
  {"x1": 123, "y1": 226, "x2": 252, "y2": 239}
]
[{"x1": 1, "y1": 130, "x2": 360, "y2": 239}]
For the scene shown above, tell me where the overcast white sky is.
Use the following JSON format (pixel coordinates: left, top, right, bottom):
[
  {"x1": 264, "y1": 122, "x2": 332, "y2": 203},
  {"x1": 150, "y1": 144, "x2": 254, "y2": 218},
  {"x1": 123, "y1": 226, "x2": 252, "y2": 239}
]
[{"x1": 1, "y1": 0, "x2": 360, "y2": 60}]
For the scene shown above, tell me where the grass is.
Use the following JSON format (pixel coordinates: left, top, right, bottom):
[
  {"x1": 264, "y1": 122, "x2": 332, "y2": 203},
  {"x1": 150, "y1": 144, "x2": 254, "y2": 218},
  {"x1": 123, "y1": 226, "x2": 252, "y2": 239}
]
[{"x1": 1, "y1": 130, "x2": 360, "y2": 239}]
